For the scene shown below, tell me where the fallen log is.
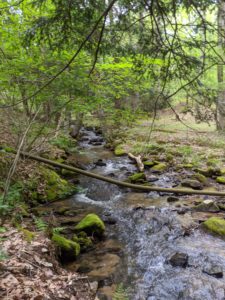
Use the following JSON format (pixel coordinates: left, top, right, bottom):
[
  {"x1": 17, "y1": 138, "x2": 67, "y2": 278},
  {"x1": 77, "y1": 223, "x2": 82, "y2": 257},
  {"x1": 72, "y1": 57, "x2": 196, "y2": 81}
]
[
  {"x1": 3, "y1": 147, "x2": 225, "y2": 197},
  {"x1": 128, "y1": 153, "x2": 144, "y2": 172}
]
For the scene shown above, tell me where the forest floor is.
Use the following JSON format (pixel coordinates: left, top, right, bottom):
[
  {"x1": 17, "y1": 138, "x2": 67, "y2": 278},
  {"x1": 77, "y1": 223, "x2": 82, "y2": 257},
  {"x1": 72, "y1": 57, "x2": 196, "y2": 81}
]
[{"x1": 0, "y1": 225, "x2": 95, "y2": 300}]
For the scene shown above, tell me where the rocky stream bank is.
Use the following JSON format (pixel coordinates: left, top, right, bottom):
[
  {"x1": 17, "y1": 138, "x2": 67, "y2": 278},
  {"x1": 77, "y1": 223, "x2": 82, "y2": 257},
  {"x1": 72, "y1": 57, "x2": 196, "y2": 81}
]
[{"x1": 31, "y1": 127, "x2": 225, "y2": 299}]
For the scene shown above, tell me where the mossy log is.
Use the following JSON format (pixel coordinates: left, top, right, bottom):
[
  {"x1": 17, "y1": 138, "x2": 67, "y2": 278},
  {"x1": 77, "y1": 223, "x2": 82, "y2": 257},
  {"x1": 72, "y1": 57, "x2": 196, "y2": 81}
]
[{"x1": 4, "y1": 147, "x2": 225, "y2": 197}]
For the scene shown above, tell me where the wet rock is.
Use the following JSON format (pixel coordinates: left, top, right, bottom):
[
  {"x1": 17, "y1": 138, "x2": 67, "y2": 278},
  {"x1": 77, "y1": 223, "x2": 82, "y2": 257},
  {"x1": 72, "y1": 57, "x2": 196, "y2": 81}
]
[
  {"x1": 108, "y1": 172, "x2": 115, "y2": 177},
  {"x1": 75, "y1": 213, "x2": 105, "y2": 237},
  {"x1": 92, "y1": 142, "x2": 103, "y2": 146},
  {"x1": 181, "y1": 179, "x2": 203, "y2": 190},
  {"x1": 148, "y1": 176, "x2": 158, "y2": 182},
  {"x1": 193, "y1": 200, "x2": 220, "y2": 212},
  {"x1": 167, "y1": 196, "x2": 179, "y2": 203},
  {"x1": 102, "y1": 216, "x2": 117, "y2": 225},
  {"x1": 79, "y1": 137, "x2": 89, "y2": 142},
  {"x1": 89, "y1": 138, "x2": 104, "y2": 144},
  {"x1": 203, "y1": 264, "x2": 223, "y2": 278},
  {"x1": 68, "y1": 178, "x2": 80, "y2": 185},
  {"x1": 203, "y1": 217, "x2": 225, "y2": 236},
  {"x1": 96, "y1": 159, "x2": 107, "y2": 167},
  {"x1": 120, "y1": 166, "x2": 128, "y2": 171},
  {"x1": 169, "y1": 252, "x2": 188, "y2": 268}
]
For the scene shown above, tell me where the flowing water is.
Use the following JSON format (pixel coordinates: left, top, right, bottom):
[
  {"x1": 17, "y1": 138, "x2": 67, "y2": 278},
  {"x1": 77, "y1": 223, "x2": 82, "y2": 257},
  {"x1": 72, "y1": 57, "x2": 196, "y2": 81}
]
[{"x1": 65, "y1": 128, "x2": 225, "y2": 299}]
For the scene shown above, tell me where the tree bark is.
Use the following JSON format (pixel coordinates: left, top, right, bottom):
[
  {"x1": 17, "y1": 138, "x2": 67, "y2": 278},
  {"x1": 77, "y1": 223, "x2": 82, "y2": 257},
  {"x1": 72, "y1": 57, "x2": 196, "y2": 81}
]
[{"x1": 217, "y1": 0, "x2": 225, "y2": 130}]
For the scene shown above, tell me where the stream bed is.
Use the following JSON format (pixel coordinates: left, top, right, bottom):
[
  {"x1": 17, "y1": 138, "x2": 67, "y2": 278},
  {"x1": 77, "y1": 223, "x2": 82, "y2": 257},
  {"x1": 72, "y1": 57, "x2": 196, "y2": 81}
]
[{"x1": 50, "y1": 128, "x2": 225, "y2": 299}]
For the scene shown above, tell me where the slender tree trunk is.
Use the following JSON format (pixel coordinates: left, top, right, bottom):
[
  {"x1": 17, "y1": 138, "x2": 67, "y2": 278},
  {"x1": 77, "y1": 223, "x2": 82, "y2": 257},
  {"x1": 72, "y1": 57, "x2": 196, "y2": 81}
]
[{"x1": 217, "y1": 0, "x2": 225, "y2": 130}]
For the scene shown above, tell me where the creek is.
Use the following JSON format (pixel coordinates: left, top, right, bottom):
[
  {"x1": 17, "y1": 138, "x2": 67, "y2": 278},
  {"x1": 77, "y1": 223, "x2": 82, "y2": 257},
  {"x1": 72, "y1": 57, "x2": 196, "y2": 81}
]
[{"x1": 50, "y1": 128, "x2": 225, "y2": 300}]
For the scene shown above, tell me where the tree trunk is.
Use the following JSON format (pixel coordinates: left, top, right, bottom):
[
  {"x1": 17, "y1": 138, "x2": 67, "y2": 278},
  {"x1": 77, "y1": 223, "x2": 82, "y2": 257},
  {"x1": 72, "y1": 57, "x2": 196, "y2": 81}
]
[
  {"x1": 70, "y1": 112, "x2": 84, "y2": 139},
  {"x1": 217, "y1": 0, "x2": 225, "y2": 130}
]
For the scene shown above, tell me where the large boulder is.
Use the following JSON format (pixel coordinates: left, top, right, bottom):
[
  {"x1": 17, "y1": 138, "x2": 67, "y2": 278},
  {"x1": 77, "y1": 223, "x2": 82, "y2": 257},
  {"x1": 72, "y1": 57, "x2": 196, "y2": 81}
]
[
  {"x1": 75, "y1": 213, "x2": 105, "y2": 237},
  {"x1": 203, "y1": 217, "x2": 225, "y2": 236},
  {"x1": 52, "y1": 233, "x2": 80, "y2": 260}
]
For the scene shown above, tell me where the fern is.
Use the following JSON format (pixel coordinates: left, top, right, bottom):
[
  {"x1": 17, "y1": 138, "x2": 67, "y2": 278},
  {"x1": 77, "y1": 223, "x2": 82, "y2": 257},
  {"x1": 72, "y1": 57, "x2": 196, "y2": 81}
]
[
  {"x1": 113, "y1": 284, "x2": 129, "y2": 300},
  {"x1": 34, "y1": 218, "x2": 48, "y2": 231},
  {"x1": 52, "y1": 226, "x2": 66, "y2": 234}
]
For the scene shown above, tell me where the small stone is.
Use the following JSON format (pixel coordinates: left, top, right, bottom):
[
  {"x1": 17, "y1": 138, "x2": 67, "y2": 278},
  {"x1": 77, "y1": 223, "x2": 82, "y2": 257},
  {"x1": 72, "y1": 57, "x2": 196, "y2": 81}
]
[
  {"x1": 96, "y1": 160, "x2": 107, "y2": 166},
  {"x1": 148, "y1": 176, "x2": 158, "y2": 182},
  {"x1": 167, "y1": 196, "x2": 179, "y2": 203},
  {"x1": 90, "y1": 281, "x2": 98, "y2": 293},
  {"x1": 203, "y1": 264, "x2": 223, "y2": 278},
  {"x1": 169, "y1": 252, "x2": 188, "y2": 268}
]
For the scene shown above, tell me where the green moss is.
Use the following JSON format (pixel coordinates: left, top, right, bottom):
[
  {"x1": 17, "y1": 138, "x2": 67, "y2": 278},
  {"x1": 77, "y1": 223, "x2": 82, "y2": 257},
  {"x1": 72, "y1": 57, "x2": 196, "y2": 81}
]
[
  {"x1": 37, "y1": 167, "x2": 76, "y2": 202},
  {"x1": 203, "y1": 217, "x2": 225, "y2": 236},
  {"x1": 195, "y1": 167, "x2": 221, "y2": 178},
  {"x1": 192, "y1": 173, "x2": 207, "y2": 184},
  {"x1": 216, "y1": 176, "x2": 225, "y2": 184},
  {"x1": 128, "y1": 172, "x2": 146, "y2": 183},
  {"x1": 114, "y1": 145, "x2": 126, "y2": 156},
  {"x1": 143, "y1": 161, "x2": 156, "y2": 168},
  {"x1": 52, "y1": 233, "x2": 80, "y2": 257},
  {"x1": 21, "y1": 228, "x2": 35, "y2": 242},
  {"x1": 72, "y1": 234, "x2": 93, "y2": 251},
  {"x1": 183, "y1": 164, "x2": 194, "y2": 169},
  {"x1": 151, "y1": 163, "x2": 167, "y2": 172},
  {"x1": 75, "y1": 213, "x2": 105, "y2": 236}
]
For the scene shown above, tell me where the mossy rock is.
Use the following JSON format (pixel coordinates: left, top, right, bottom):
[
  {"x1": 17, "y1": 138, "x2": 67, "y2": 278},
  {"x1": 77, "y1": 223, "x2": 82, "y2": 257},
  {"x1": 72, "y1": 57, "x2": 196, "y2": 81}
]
[
  {"x1": 151, "y1": 163, "x2": 167, "y2": 173},
  {"x1": 75, "y1": 213, "x2": 105, "y2": 237},
  {"x1": 114, "y1": 145, "x2": 126, "y2": 156},
  {"x1": 52, "y1": 233, "x2": 80, "y2": 259},
  {"x1": 165, "y1": 153, "x2": 174, "y2": 162},
  {"x1": 143, "y1": 161, "x2": 157, "y2": 168},
  {"x1": 192, "y1": 173, "x2": 207, "y2": 184},
  {"x1": 181, "y1": 179, "x2": 203, "y2": 190},
  {"x1": 128, "y1": 172, "x2": 146, "y2": 183},
  {"x1": 195, "y1": 167, "x2": 222, "y2": 178},
  {"x1": 72, "y1": 233, "x2": 93, "y2": 251},
  {"x1": 194, "y1": 200, "x2": 220, "y2": 212},
  {"x1": 216, "y1": 176, "x2": 225, "y2": 184},
  {"x1": 203, "y1": 217, "x2": 225, "y2": 236},
  {"x1": 36, "y1": 167, "x2": 76, "y2": 202},
  {"x1": 61, "y1": 169, "x2": 76, "y2": 177}
]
